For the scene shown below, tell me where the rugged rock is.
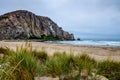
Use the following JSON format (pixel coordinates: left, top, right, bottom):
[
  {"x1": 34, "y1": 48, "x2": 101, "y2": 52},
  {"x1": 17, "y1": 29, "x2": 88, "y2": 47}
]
[{"x1": 0, "y1": 10, "x2": 74, "y2": 40}]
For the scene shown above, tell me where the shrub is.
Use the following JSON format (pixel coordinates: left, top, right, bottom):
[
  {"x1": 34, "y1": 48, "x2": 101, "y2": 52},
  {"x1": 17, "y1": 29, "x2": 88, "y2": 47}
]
[
  {"x1": 29, "y1": 35, "x2": 61, "y2": 41},
  {"x1": 40, "y1": 35, "x2": 61, "y2": 41}
]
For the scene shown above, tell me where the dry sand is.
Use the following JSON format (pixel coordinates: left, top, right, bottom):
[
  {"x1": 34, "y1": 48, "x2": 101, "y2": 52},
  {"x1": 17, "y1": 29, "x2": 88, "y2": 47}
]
[{"x1": 0, "y1": 41, "x2": 120, "y2": 61}]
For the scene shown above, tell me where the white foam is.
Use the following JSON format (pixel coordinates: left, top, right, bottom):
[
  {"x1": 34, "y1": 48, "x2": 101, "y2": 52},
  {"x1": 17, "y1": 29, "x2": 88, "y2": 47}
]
[{"x1": 49, "y1": 40, "x2": 120, "y2": 47}]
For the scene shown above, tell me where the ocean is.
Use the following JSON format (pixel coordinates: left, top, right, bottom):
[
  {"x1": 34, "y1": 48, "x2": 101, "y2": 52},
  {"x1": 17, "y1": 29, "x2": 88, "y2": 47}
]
[{"x1": 48, "y1": 40, "x2": 120, "y2": 47}]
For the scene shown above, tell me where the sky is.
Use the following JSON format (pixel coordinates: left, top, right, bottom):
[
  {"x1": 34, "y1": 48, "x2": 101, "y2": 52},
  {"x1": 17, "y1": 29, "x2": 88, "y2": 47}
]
[{"x1": 0, "y1": 0, "x2": 120, "y2": 40}]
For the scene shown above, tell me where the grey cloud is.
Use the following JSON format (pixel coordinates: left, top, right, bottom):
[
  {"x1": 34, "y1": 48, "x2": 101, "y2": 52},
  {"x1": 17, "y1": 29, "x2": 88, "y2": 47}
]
[{"x1": 0, "y1": 0, "x2": 120, "y2": 40}]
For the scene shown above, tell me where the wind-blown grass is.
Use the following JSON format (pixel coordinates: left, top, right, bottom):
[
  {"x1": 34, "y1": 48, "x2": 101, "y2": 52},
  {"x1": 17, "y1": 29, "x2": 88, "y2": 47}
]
[
  {"x1": 0, "y1": 43, "x2": 41, "y2": 80},
  {"x1": 98, "y1": 60, "x2": 120, "y2": 80},
  {"x1": 0, "y1": 43, "x2": 120, "y2": 80},
  {"x1": 33, "y1": 50, "x2": 48, "y2": 63},
  {"x1": 45, "y1": 52, "x2": 76, "y2": 77}
]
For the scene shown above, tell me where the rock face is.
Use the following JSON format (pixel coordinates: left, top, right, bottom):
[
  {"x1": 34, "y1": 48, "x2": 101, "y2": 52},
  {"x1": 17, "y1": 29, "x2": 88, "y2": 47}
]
[{"x1": 0, "y1": 10, "x2": 74, "y2": 40}]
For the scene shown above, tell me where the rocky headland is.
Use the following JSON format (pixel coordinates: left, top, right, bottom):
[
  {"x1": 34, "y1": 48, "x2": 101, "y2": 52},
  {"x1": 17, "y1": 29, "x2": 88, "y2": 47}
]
[{"x1": 0, "y1": 10, "x2": 74, "y2": 40}]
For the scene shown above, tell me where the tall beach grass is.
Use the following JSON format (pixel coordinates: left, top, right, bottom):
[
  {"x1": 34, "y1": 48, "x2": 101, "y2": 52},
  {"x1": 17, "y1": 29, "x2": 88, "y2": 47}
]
[{"x1": 0, "y1": 42, "x2": 120, "y2": 80}]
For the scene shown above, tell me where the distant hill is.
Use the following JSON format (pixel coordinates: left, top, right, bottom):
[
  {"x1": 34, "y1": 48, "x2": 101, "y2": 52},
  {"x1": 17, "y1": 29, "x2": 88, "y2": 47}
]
[{"x1": 0, "y1": 10, "x2": 74, "y2": 40}]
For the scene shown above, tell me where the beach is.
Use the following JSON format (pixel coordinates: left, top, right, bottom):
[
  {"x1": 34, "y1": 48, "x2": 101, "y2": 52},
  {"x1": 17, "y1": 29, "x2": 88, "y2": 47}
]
[{"x1": 0, "y1": 41, "x2": 120, "y2": 61}]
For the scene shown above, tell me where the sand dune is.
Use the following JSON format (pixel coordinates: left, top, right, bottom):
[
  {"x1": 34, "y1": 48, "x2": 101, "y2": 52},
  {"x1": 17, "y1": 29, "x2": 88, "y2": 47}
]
[{"x1": 0, "y1": 41, "x2": 120, "y2": 61}]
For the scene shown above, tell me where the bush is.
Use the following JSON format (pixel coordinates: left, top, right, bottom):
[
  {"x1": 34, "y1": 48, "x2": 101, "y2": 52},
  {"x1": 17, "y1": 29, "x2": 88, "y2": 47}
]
[
  {"x1": 29, "y1": 35, "x2": 61, "y2": 41},
  {"x1": 40, "y1": 35, "x2": 61, "y2": 41}
]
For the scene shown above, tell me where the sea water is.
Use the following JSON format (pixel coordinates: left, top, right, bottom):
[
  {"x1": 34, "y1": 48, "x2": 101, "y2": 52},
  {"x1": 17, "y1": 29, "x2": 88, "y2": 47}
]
[{"x1": 48, "y1": 40, "x2": 120, "y2": 47}]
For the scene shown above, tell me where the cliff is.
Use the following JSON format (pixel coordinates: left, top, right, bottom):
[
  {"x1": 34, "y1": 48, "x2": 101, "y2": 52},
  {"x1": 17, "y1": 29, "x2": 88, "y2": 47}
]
[{"x1": 0, "y1": 10, "x2": 74, "y2": 40}]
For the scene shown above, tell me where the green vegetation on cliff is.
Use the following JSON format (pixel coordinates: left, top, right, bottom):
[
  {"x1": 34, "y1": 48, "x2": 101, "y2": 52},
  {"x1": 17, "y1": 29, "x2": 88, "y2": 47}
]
[{"x1": 29, "y1": 35, "x2": 61, "y2": 41}]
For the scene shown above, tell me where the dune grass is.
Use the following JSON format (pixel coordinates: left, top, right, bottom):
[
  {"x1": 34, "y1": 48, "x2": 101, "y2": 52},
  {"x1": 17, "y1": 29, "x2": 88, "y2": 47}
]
[
  {"x1": 97, "y1": 60, "x2": 120, "y2": 80},
  {"x1": 0, "y1": 43, "x2": 120, "y2": 80},
  {"x1": 0, "y1": 45, "x2": 41, "y2": 80}
]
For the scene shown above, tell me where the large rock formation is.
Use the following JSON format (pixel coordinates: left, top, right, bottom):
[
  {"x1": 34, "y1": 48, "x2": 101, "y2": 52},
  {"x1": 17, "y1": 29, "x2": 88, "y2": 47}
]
[{"x1": 0, "y1": 10, "x2": 74, "y2": 40}]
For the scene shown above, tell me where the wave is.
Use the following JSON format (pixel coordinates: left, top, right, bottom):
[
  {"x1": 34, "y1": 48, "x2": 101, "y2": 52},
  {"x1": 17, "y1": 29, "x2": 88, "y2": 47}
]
[{"x1": 48, "y1": 40, "x2": 120, "y2": 47}]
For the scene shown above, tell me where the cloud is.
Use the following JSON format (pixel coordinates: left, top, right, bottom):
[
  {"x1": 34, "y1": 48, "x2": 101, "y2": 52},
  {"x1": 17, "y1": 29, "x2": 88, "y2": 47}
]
[{"x1": 0, "y1": 0, "x2": 120, "y2": 40}]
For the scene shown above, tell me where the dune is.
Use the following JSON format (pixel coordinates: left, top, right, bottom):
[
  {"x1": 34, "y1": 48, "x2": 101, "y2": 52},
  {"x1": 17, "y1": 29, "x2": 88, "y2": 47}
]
[{"x1": 0, "y1": 41, "x2": 120, "y2": 61}]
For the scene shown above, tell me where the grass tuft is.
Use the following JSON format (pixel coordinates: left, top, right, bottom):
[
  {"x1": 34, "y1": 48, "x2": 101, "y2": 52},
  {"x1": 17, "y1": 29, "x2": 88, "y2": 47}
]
[
  {"x1": 33, "y1": 50, "x2": 48, "y2": 63},
  {"x1": 98, "y1": 60, "x2": 120, "y2": 80},
  {"x1": 0, "y1": 47, "x2": 9, "y2": 55}
]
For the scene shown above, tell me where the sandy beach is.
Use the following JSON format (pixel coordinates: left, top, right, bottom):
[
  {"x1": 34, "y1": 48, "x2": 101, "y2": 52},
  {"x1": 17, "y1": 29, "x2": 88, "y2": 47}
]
[{"x1": 0, "y1": 41, "x2": 120, "y2": 61}]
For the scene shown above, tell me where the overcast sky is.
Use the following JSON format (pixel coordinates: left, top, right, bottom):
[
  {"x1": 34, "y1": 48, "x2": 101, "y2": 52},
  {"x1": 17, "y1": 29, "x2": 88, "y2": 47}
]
[{"x1": 0, "y1": 0, "x2": 120, "y2": 40}]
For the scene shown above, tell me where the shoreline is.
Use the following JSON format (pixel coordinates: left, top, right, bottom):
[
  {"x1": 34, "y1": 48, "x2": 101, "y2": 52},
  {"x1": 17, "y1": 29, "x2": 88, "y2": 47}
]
[
  {"x1": 46, "y1": 41, "x2": 120, "y2": 48},
  {"x1": 0, "y1": 41, "x2": 120, "y2": 61},
  {"x1": 46, "y1": 40, "x2": 120, "y2": 47},
  {"x1": 2, "y1": 40, "x2": 120, "y2": 48}
]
